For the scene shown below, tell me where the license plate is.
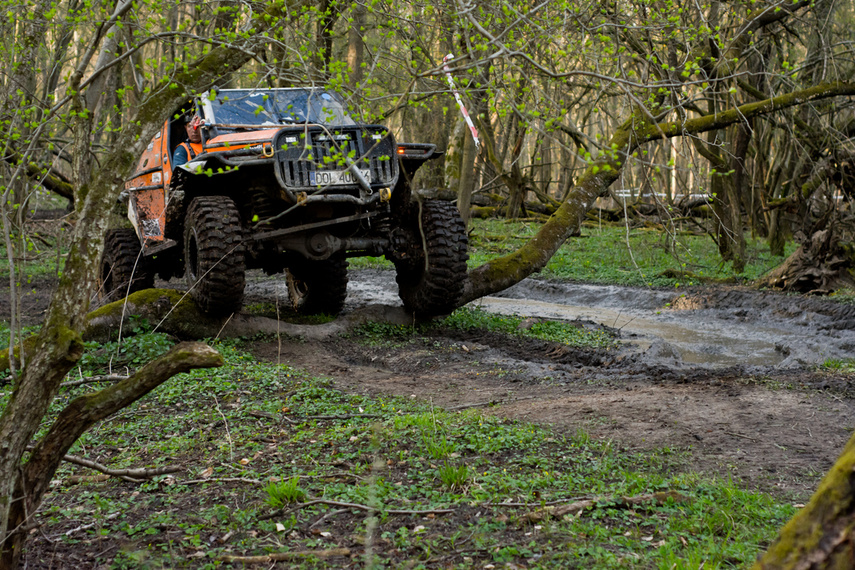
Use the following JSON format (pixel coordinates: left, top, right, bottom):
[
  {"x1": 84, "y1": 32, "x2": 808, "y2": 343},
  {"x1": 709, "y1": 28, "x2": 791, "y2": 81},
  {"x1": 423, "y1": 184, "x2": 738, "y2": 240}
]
[{"x1": 309, "y1": 168, "x2": 370, "y2": 186}]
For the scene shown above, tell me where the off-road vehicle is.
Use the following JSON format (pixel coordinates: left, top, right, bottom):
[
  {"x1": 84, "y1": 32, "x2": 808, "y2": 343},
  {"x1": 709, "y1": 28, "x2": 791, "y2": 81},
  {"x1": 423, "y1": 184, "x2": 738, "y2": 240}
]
[{"x1": 100, "y1": 88, "x2": 468, "y2": 316}]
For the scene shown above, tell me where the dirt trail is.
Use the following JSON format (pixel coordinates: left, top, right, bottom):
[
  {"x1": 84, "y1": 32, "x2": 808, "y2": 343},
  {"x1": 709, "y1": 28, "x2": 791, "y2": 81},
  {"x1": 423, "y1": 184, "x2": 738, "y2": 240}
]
[
  {"x1": 7, "y1": 269, "x2": 854, "y2": 498},
  {"x1": 249, "y1": 270, "x2": 855, "y2": 498}
]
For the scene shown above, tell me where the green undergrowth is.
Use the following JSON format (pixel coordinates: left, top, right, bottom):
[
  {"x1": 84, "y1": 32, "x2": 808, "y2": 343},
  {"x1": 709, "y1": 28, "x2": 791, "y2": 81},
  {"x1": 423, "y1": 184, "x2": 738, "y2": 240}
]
[
  {"x1": 442, "y1": 306, "x2": 617, "y2": 349},
  {"x1": 468, "y1": 219, "x2": 796, "y2": 287},
  {"x1": 2, "y1": 338, "x2": 796, "y2": 569},
  {"x1": 350, "y1": 307, "x2": 618, "y2": 350},
  {"x1": 345, "y1": 219, "x2": 797, "y2": 289},
  {"x1": 820, "y1": 358, "x2": 855, "y2": 373}
]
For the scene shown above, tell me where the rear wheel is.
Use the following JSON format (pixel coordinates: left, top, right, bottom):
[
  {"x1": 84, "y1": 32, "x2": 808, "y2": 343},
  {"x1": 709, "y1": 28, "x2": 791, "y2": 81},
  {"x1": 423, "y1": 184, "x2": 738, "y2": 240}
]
[
  {"x1": 98, "y1": 229, "x2": 154, "y2": 303},
  {"x1": 395, "y1": 200, "x2": 469, "y2": 316},
  {"x1": 286, "y1": 255, "x2": 349, "y2": 315},
  {"x1": 184, "y1": 196, "x2": 246, "y2": 316}
]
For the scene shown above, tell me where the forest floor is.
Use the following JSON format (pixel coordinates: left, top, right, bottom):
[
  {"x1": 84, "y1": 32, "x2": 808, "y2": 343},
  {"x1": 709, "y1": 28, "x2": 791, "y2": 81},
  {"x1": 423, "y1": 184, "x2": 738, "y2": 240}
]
[
  {"x1": 5, "y1": 252, "x2": 855, "y2": 568},
  {"x1": 246, "y1": 269, "x2": 855, "y2": 498}
]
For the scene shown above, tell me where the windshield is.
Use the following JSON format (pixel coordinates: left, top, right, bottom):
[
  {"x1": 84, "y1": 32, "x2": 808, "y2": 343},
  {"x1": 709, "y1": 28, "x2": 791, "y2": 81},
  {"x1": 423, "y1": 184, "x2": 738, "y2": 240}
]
[{"x1": 201, "y1": 89, "x2": 355, "y2": 127}]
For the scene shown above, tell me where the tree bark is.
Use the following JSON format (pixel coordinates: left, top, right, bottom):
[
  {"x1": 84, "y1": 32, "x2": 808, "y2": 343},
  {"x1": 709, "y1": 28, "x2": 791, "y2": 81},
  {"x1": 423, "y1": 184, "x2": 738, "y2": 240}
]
[
  {"x1": 754, "y1": 430, "x2": 855, "y2": 569},
  {"x1": 346, "y1": 1, "x2": 365, "y2": 88}
]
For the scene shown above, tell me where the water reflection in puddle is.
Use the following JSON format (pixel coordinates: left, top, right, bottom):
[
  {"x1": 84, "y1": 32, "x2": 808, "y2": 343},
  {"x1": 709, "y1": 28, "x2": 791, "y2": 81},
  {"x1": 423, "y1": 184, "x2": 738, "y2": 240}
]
[{"x1": 475, "y1": 296, "x2": 786, "y2": 367}]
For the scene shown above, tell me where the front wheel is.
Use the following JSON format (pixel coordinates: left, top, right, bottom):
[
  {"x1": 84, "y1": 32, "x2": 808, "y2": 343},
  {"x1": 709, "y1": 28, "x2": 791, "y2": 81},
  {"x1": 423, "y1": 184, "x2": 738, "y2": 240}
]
[
  {"x1": 285, "y1": 255, "x2": 349, "y2": 316},
  {"x1": 184, "y1": 196, "x2": 246, "y2": 316},
  {"x1": 394, "y1": 200, "x2": 469, "y2": 316},
  {"x1": 98, "y1": 229, "x2": 153, "y2": 303}
]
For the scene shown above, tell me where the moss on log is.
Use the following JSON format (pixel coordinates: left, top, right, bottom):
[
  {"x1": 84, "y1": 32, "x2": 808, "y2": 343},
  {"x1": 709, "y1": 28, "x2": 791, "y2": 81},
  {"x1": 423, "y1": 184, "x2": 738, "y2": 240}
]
[
  {"x1": 754, "y1": 431, "x2": 855, "y2": 568},
  {"x1": 85, "y1": 289, "x2": 417, "y2": 342}
]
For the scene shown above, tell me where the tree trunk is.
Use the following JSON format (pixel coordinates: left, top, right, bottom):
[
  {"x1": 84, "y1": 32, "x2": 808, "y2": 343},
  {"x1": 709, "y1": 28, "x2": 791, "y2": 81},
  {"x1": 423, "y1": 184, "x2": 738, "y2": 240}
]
[
  {"x1": 346, "y1": 1, "x2": 365, "y2": 88},
  {"x1": 0, "y1": 22, "x2": 263, "y2": 566},
  {"x1": 457, "y1": 129, "x2": 478, "y2": 224},
  {"x1": 1, "y1": 343, "x2": 222, "y2": 569}
]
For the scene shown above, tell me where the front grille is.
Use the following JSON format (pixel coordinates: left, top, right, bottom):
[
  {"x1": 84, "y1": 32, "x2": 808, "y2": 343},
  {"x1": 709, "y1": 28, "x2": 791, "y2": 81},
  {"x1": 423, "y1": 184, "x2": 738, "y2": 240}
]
[{"x1": 275, "y1": 126, "x2": 398, "y2": 191}]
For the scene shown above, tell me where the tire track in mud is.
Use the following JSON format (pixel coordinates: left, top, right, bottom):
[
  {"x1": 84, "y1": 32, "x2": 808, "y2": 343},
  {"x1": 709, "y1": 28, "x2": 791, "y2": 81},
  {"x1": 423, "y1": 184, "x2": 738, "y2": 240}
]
[{"x1": 251, "y1": 270, "x2": 855, "y2": 498}]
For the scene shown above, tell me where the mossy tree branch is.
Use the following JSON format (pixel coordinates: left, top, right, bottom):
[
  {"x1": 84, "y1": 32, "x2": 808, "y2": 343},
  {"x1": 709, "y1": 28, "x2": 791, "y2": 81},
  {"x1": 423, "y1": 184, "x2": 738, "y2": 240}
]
[
  {"x1": 0, "y1": 7, "x2": 287, "y2": 565},
  {"x1": 16, "y1": 343, "x2": 222, "y2": 528},
  {"x1": 461, "y1": 81, "x2": 855, "y2": 303}
]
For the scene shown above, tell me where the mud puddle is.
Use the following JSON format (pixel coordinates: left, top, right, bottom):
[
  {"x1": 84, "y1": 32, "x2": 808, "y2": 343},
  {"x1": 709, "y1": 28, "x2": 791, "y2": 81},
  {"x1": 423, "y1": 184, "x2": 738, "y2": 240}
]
[{"x1": 325, "y1": 270, "x2": 855, "y2": 369}]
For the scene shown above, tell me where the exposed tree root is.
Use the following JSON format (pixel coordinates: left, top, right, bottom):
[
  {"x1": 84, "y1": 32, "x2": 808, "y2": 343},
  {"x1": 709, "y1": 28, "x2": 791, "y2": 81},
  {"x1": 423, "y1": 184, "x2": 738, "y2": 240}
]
[
  {"x1": 84, "y1": 288, "x2": 417, "y2": 342},
  {"x1": 758, "y1": 226, "x2": 855, "y2": 294}
]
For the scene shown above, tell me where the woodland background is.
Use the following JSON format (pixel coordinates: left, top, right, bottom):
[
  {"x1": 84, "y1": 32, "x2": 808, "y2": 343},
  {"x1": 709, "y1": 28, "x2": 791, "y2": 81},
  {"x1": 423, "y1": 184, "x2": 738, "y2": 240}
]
[{"x1": 2, "y1": 0, "x2": 855, "y2": 567}]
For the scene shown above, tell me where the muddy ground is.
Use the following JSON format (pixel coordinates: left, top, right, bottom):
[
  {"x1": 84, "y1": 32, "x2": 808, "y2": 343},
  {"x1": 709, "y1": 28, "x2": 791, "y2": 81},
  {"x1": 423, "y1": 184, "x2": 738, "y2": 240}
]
[
  {"x1": 8, "y1": 268, "x2": 855, "y2": 499},
  {"x1": 244, "y1": 270, "x2": 855, "y2": 498}
]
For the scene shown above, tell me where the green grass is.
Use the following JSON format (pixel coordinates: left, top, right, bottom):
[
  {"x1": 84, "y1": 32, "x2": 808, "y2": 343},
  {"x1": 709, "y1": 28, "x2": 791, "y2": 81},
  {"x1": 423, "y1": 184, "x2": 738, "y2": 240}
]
[
  {"x1": 344, "y1": 219, "x2": 798, "y2": 288},
  {"x1": 820, "y1": 358, "x2": 855, "y2": 373},
  {"x1": 468, "y1": 219, "x2": 797, "y2": 287},
  {"x1": 442, "y1": 306, "x2": 618, "y2": 349},
  {"x1": 1, "y1": 338, "x2": 797, "y2": 568},
  {"x1": 349, "y1": 307, "x2": 618, "y2": 350},
  {"x1": 0, "y1": 213, "x2": 800, "y2": 290}
]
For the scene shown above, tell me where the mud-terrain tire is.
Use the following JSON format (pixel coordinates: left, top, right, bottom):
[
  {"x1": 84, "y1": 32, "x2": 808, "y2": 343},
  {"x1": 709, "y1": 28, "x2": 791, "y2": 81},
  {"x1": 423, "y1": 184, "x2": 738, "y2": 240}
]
[
  {"x1": 286, "y1": 255, "x2": 349, "y2": 315},
  {"x1": 98, "y1": 229, "x2": 154, "y2": 303},
  {"x1": 395, "y1": 200, "x2": 469, "y2": 316},
  {"x1": 184, "y1": 196, "x2": 246, "y2": 316}
]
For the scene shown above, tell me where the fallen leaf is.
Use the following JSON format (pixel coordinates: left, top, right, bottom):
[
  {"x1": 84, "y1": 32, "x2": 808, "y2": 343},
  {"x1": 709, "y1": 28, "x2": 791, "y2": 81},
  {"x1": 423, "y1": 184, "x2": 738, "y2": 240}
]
[
  {"x1": 320, "y1": 531, "x2": 332, "y2": 538},
  {"x1": 200, "y1": 467, "x2": 214, "y2": 478},
  {"x1": 275, "y1": 523, "x2": 286, "y2": 532},
  {"x1": 641, "y1": 536, "x2": 653, "y2": 542}
]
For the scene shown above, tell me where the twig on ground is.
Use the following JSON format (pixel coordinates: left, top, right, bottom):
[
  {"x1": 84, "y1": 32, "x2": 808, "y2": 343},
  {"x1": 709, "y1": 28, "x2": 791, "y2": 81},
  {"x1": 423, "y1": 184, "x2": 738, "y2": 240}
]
[
  {"x1": 309, "y1": 508, "x2": 348, "y2": 529},
  {"x1": 448, "y1": 396, "x2": 538, "y2": 411},
  {"x1": 219, "y1": 548, "x2": 351, "y2": 563},
  {"x1": 181, "y1": 477, "x2": 263, "y2": 485},
  {"x1": 247, "y1": 410, "x2": 277, "y2": 421},
  {"x1": 49, "y1": 512, "x2": 121, "y2": 540},
  {"x1": 55, "y1": 453, "x2": 180, "y2": 483},
  {"x1": 260, "y1": 498, "x2": 454, "y2": 520},
  {"x1": 213, "y1": 394, "x2": 234, "y2": 462},
  {"x1": 724, "y1": 431, "x2": 757, "y2": 442},
  {"x1": 61, "y1": 374, "x2": 128, "y2": 387},
  {"x1": 523, "y1": 491, "x2": 688, "y2": 523},
  {"x1": 487, "y1": 496, "x2": 592, "y2": 507}
]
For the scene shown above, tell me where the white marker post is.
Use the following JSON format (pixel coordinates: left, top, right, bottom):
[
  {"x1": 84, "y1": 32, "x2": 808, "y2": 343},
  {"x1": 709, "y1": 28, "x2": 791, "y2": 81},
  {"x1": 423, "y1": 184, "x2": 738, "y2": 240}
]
[{"x1": 442, "y1": 54, "x2": 480, "y2": 149}]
